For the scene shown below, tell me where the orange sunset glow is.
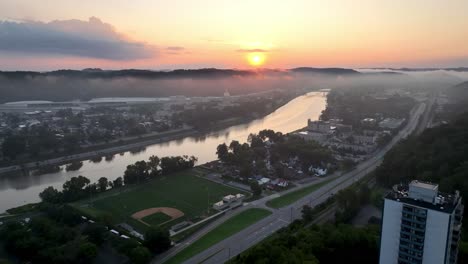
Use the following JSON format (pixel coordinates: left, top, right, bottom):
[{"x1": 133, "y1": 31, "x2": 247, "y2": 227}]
[{"x1": 1, "y1": 0, "x2": 468, "y2": 70}]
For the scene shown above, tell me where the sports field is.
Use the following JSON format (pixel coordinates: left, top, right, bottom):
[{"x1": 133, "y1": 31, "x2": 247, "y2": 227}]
[
  {"x1": 141, "y1": 212, "x2": 172, "y2": 226},
  {"x1": 74, "y1": 169, "x2": 246, "y2": 231}
]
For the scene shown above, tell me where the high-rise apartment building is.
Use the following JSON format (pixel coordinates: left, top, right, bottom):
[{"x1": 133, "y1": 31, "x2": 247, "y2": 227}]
[{"x1": 379, "y1": 180, "x2": 463, "y2": 264}]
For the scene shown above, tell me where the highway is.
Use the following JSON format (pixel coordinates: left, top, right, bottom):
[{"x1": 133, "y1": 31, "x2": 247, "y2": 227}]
[{"x1": 154, "y1": 101, "x2": 428, "y2": 264}]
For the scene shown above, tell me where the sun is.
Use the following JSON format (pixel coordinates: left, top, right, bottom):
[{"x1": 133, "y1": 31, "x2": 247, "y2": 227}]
[{"x1": 247, "y1": 53, "x2": 265, "y2": 67}]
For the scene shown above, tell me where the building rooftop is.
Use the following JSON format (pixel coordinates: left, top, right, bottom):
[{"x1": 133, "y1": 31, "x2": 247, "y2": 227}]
[
  {"x1": 410, "y1": 180, "x2": 438, "y2": 191},
  {"x1": 386, "y1": 180, "x2": 461, "y2": 214}
]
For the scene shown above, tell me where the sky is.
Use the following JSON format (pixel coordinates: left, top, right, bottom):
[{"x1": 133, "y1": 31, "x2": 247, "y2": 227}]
[{"x1": 1, "y1": 0, "x2": 468, "y2": 70}]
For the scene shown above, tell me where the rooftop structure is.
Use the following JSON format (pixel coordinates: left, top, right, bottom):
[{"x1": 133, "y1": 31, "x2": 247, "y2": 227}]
[
  {"x1": 386, "y1": 180, "x2": 459, "y2": 213},
  {"x1": 213, "y1": 193, "x2": 245, "y2": 210}
]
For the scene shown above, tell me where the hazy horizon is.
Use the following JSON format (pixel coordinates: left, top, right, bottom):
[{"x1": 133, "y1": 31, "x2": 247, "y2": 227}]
[{"x1": 1, "y1": 0, "x2": 468, "y2": 70}]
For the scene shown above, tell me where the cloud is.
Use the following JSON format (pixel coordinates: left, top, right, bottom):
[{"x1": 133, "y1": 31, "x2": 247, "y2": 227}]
[
  {"x1": 236, "y1": 49, "x2": 269, "y2": 53},
  {"x1": 0, "y1": 17, "x2": 157, "y2": 60},
  {"x1": 166, "y1": 46, "x2": 184, "y2": 51},
  {"x1": 165, "y1": 46, "x2": 187, "y2": 55}
]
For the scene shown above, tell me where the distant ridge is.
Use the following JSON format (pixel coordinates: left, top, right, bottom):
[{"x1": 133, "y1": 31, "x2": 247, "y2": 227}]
[
  {"x1": 0, "y1": 68, "x2": 257, "y2": 80},
  {"x1": 0, "y1": 67, "x2": 424, "y2": 103},
  {"x1": 364, "y1": 67, "x2": 468, "y2": 72},
  {"x1": 290, "y1": 67, "x2": 360, "y2": 75},
  {"x1": 0, "y1": 67, "x2": 367, "y2": 80}
]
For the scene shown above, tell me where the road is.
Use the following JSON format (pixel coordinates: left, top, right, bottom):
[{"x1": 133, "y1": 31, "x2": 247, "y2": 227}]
[
  {"x1": 153, "y1": 101, "x2": 427, "y2": 264},
  {"x1": 415, "y1": 91, "x2": 437, "y2": 134}
]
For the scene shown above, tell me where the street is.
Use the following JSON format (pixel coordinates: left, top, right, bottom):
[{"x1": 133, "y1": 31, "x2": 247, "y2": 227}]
[{"x1": 154, "y1": 101, "x2": 428, "y2": 264}]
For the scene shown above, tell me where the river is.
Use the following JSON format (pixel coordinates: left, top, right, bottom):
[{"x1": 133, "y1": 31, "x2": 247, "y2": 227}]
[{"x1": 0, "y1": 92, "x2": 326, "y2": 213}]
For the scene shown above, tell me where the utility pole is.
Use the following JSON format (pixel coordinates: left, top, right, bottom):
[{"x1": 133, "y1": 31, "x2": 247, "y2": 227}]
[{"x1": 290, "y1": 207, "x2": 293, "y2": 222}]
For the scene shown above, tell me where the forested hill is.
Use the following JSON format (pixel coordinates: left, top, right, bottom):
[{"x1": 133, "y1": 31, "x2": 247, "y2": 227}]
[
  {"x1": 290, "y1": 67, "x2": 360, "y2": 75},
  {"x1": 376, "y1": 112, "x2": 468, "y2": 223},
  {"x1": 0, "y1": 68, "x2": 358, "y2": 103},
  {"x1": 0, "y1": 68, "x2": 256, "y2": 80},
  {"x1": 0, "y1": 68, "x2": 360, "y2": 80}
]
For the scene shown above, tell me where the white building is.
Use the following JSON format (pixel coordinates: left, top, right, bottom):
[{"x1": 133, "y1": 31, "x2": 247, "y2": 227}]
[
  {"x1": 296, "y1": 131, "x2": 328, "y2": 143},
  {"x1": 379, "y1": 180, "x2": 463, "y2": 264},
  {"x1": 213, "y1": 193, "x2": 245, "y2": 210}
]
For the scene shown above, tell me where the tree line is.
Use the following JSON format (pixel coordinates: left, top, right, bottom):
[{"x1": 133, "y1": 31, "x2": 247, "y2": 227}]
[
  {"x1": 230, "y1": 222, "x2": 379, "y2": 264},
  {"x1": 39, "y1": 154, "x2": 197, "y2": 204},
  {"x1": 216, "y1": 129, "x2": 334, "y2": 179},
  {"x1": 0, "y1": 204, "x2": 170, "y2": 264}
]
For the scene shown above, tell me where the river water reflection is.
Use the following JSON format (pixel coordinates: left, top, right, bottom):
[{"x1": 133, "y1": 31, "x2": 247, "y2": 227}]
[{"x1": 0, "y1": 92, "x2": 326, "y2": 212}]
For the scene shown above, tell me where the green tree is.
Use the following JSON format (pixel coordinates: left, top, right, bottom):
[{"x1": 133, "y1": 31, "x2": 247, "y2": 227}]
[
  {"x1": 148, "y1": 155, "x2": 160, "y2": 176},
  {"x1": 63, "y1": 134, "x2": 81, "y2": 152},
  {"x1": 113, "y1": 177, "x2": 123, "y2": 188},
  {"x1": 250, "y1": 181, "x2": 262, "y2": 196},
  {"x1": 78, "y1": 241, "x2": 98, "y2": 262},
  {"x1": 144, "y1": 228, "x2": 171, "y2": 253},
  {"x1": 124, "y1": 163, "x2": 145, "y2": 184},
  {"x1": 129, "y1": 246, "x2": 152, "y2": 264},
  {"x1": 240, "y1": 164, "x2": 252, "y2": 179},
  {"x1": 39, "y1": 186, "x2": 62, "y2": 203},
  {"x1": 83, "y1": 224, "x2": 107, "y2": 245},
  {"x1": 62, "y1": 175, "x2": 90, "y2": 202},
  {"x1": 2, "y1": 135, "x2": 26, "y2": 159},
  {"x1": 248, "y1": 134, "x2": 264, "y2": 148},
  {"x1": 97, "y1": 177, "x2": 108, "y2": 192},
  {"x1": 216, "y1": 143, "x2": 229, "y2": 162}
]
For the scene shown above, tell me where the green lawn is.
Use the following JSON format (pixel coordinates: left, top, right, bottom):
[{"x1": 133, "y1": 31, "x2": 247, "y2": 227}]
[
  {"x1": 165, "y1": 208, "x2": 272, "y2": 264},
  {"x1": 266, "y1": 177, "x2": 337, "y2": 209},
  {"x1": 141, "y1": 212, "x2": 172, "y2": 226},
  {"x1": 5, "y1": 203, "x2": 39, "y2": 214},
  {"x1": 73, "y1": 170, "x2": 246, "y2": 231}
]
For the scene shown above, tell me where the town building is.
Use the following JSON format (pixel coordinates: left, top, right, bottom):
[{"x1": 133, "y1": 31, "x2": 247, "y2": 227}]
[
  {"x1": 213, "y1": 193, "x2": 245, "y2": 210},
  {"x1": 379, "y1": 118, "x2": 405, "y2": 130},
  {"x1": 307, "y1": 120, "x2": 331, "y2": 133},
  {"x1": 379, "y1": 180, "x2": 463, "y2": 264}
]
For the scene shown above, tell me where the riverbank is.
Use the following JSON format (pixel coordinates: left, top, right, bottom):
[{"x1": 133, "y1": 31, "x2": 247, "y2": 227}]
[
  {"x1": 0, "y1": 128, "x2": 195, "y2": 176},
  {"x1": 0, "y1": 112, "x2": 278, "y2": 176}
]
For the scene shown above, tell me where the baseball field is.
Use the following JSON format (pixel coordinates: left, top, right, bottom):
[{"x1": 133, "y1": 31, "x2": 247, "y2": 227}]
[{"x1": 73, "y1": 168, "x2": 247, "y2": 231}]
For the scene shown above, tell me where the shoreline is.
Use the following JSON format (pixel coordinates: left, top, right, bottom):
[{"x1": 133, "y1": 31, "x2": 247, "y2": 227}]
[
  {"x1": 0, "y1": 128, "x2": 196, "y2": 176},
  {"x1": 0, "y1": 114, "x2": 266, "y2": 176}
]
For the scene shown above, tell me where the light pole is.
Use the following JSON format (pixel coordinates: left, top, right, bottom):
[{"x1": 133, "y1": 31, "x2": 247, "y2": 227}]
[{"x1": 290, "y1": 207, "x2": 293, "y2": 222}]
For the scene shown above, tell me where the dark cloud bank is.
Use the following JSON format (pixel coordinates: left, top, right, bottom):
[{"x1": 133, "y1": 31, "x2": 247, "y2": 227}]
[{"x1": 0, "y1": 17, "x2": 156, "y2": 60}]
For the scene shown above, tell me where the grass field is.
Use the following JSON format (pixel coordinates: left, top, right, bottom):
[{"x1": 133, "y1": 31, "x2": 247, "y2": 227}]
[
  {"x1": 266, "y1": 177, "x2": 337, "y2": 209},
  {"x1": 165, "y1": 208, "x2": 272, "y2": 264},
  {"x1": 141, "y1": 212, "x2": 172, "y2": 226},
  {"x1": 73, "y1": 169, "x2": 247, "y2": 231}
]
